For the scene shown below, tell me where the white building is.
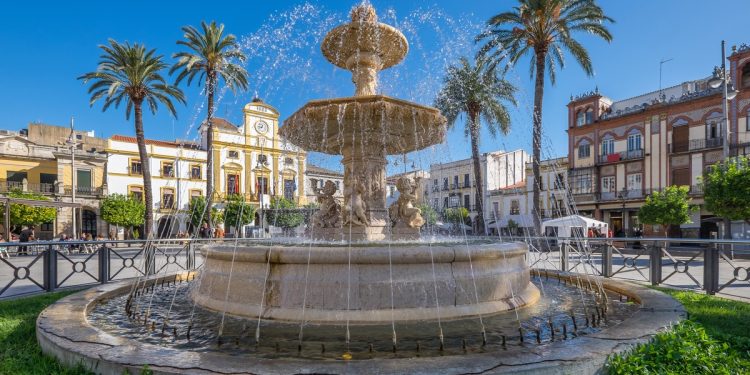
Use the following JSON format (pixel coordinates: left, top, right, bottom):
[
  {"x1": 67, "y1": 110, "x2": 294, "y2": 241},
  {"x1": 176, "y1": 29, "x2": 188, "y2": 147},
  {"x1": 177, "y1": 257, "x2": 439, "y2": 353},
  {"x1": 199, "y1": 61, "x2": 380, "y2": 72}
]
[
  {"x1": 304, "y1": 164, "x2": 344, "y2": 204},
  {"x1": 425, "y1": 149, "x2": 529, "y2": 229},
  {"x1": 487, "y1": 156, "x2": 570, "y2": 235},
  {"x1": 106, "y1": 135, "x2": 207, "y2": 237}
]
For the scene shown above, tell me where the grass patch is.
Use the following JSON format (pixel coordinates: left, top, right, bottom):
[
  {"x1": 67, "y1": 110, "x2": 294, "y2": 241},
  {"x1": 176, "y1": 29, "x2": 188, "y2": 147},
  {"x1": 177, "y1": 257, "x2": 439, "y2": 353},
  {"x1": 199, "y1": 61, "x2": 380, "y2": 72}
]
[
  {"x1": 606, "y1": 288, "x2": 750, "y2": 374},
  {"x1": 0, "y1": 291, "x2": 92, "y2": 374}
]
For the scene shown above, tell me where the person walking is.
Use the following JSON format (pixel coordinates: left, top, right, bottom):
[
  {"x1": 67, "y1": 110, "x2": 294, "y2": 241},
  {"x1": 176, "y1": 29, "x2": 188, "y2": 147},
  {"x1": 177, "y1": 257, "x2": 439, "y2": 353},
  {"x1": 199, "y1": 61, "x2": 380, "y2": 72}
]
[
  {"x1": 199, "y1": 223, "x2": 212, "y2": 239},
  {"x1": 18, "y1": 226, "x2": 34, "y2": 255}
]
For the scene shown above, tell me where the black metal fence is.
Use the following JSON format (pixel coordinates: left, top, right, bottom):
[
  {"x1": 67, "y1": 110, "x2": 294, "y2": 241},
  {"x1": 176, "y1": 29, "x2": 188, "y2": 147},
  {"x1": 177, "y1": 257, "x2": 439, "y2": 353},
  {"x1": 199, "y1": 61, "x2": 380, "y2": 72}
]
[
  {"x1": 519, "y1": 236, "x2": 750, "y2": 296},
  {"x1": 2, "y1": 236, "x2": 749, "y2": 299}
]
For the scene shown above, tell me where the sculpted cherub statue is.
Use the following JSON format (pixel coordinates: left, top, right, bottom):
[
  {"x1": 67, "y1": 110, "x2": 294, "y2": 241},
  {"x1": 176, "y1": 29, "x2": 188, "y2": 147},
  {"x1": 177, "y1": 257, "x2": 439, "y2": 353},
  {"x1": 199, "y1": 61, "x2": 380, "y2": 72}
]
[
  {"x1": 388, "y1": 176, "x2": 424, "y2": 228},
  {"x1": 343, "y1": 174, "x2": 369, "y2": 227},
  {"x1": 312, "y1": 180, "x2": 342, "y2": 228}
]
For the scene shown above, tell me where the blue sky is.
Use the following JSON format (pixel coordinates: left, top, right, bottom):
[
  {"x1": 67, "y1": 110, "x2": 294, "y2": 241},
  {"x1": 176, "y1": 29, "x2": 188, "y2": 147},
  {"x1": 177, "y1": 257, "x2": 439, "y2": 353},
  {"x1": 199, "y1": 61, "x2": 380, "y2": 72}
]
[{"x1": 1, "y1": 0, "x2": 749, "y2": 171}]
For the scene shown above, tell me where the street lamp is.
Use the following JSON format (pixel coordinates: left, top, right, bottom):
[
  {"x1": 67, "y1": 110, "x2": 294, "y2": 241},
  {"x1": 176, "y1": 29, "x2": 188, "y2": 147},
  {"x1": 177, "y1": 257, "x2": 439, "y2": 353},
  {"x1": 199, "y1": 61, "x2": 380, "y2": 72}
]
[
  {"x1": 65, "y1": 117, "x2": 77, "y2": 238},
  {"x1": 707, "y1": 40, "x2": 740, "y2": 239}
]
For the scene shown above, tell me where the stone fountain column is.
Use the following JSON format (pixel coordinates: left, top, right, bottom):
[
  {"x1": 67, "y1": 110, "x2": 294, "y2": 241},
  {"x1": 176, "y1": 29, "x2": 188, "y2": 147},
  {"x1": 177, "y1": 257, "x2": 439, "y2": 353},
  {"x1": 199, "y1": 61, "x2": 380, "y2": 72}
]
[{"x1": 341, "y1": 144, "x2": 388, "y2": 241}]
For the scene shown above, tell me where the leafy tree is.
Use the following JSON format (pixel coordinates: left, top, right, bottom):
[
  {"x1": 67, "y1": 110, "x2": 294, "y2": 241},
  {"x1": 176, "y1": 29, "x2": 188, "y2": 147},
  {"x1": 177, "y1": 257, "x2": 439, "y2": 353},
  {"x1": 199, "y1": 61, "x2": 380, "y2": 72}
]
[
  {"x1": 507, "y1": 218, "x2": 520, "y2": 236},
  {"x1": 639, "y1": 186, "x2": 694, "y2": 237},
  {"x1": 100, "y1": 193, "x2": 145, "y2": 239},
  {"x1": 80, "y1": 40, "x2": 185, "y2": 238},
  {"x1": 223, "y1": 194, "x2": 255, "y2": 234},
  {"x1": 476, "y1": 0, "x2": 614, "y2": 234},
  {"x1": 171, "y1": 21, "x2": 249, "y2": 226},
  {"x1": 444, "y1": 207, "x2": 470, "y2": 225},
  {"x1": 703, "y1": 157, "x2": 750, "y2": 232},
  {"x1": 0, "y1": 189, "x2": 56, "y2": 229},
  {"x1": 265, "y1": 197, "x2": 305, "y2": 234},
  {"x1": 435, "y1": 57, "x2": 516, "y2": 235},
  {"x1": 418, "y1": 204, "x2": 438, "y2": 226}
]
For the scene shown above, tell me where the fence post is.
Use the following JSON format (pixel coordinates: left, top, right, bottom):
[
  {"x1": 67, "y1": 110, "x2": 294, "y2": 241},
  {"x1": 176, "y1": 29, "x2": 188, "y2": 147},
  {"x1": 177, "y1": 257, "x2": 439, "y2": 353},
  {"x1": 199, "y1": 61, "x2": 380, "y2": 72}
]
[
  {"x1": 649, "y1": 241, "x2": 662, "y2": 286},
  {"x1": 703, "y1": 243, "x2": 720, "y2": 295},
  {"x1": 145, "y1": 242, "x2": 156, "y2": 276},
  {"x1": 602, "y1": 241, "x2": 613, "y2": 277},
  {"x1": 98, "y1": 245, "x2": 110, "y2": 284},
  {"x1": 187, "y1": 241, "x2": 195, "y2": 270},
  {"x1": 43, "y1": 244, "x2": 57, "y2": 292},
  {"x1": 560, "y1": 242, "x2": 569, "y2": 272}
]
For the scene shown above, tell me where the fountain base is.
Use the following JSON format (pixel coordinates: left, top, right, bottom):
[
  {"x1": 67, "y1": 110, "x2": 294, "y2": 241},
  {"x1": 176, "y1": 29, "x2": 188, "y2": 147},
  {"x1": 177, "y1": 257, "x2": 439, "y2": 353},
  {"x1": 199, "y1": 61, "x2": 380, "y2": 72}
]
[{"x1": 192, "y1": 241, "x2": 538, "y2": 323}]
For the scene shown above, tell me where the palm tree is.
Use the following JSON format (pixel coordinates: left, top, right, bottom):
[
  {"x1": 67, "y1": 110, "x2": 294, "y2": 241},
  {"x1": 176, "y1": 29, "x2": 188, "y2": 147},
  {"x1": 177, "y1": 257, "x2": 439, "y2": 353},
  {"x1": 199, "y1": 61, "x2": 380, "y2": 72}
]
[
  {"x1": 80, "y1": 40, "x2": 185, "y2": 239},
  {"x1": 476, "y1": 0, "x2": 613, "y2": 234},
  {"x1": 171, "y1": 21, "x2": 249, "y2": 225},
  {"x1": 435, "y1": 57, "x2": 517, "y2": 235}
]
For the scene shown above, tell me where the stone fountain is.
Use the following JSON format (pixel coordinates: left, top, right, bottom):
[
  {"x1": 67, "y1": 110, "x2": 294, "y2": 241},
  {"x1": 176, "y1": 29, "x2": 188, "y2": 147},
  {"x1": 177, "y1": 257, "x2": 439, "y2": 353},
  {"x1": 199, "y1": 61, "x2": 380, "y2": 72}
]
[
  {"x1": 280, "y1": 3, "x2": 447, "y2": 241},
  {"x1": 191, "y1": 4, "x2": 539, "y2": 323}
]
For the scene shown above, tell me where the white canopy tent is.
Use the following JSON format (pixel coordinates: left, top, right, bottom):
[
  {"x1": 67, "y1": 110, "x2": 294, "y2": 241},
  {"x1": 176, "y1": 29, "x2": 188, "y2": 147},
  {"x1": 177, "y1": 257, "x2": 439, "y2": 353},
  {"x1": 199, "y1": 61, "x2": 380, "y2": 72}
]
[{"x1": 542, "y1": 214, "x2": 609, "y2": 238}]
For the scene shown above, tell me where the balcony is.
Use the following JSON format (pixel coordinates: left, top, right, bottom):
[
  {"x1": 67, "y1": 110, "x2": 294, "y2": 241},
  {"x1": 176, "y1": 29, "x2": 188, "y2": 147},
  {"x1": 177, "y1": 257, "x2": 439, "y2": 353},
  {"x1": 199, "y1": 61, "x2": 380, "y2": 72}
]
[
  {"x1": 596, "y1": 149, "x2": 644, "y2": 165},
  {"x1": 432, "y1": 186, "x2": 440, "y2": 193},
  {"x1": 598, "y1": 189, "x2": 644, "y2": 201},
  {"x1": 689, "y1": 185, "x2": 704, "y2": 195},
  {"x1": 27, "y1": 183, "x2": 56, "y2": 194},
  {"x1": 451, "y1": 183, "x2": 459, "y2": 190},
  {"x1": 671, "y1": 138, "x2": 723, "y2": 153},
  {"x1": 0, "y1": 181, "x2": 23, "y2": 192},
  {"x1": 64, "y1": 185, "x2": 104, "y2": 196},
  {"x1": 442, "y1": 185, "x2": 449, "y2": 191}
]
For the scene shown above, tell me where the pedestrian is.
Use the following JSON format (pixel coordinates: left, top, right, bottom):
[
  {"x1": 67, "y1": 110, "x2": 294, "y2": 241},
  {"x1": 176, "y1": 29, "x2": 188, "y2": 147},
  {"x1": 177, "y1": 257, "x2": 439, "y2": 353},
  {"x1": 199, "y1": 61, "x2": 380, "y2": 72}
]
[
  {"x1": 199, "y1": 223, "x2": 211, "y2": 239},
  {"x1": 587, "y1": 227, "x2": 594, "y2": 238},
  {"x1": 18, "y1": 226, "x2": 33, "y2": 255}
]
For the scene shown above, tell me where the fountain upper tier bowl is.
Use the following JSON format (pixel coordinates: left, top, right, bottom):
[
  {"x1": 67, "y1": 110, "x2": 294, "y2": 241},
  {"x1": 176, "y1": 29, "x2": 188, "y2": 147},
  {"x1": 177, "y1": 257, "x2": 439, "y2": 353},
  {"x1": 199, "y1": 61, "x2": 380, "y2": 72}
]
[
  {"x1": 280, "y1": 95, "x2": 447, "y2": 155},
  {"x1": 192, "y1": 241, "x2": 539, "y2": 324}
]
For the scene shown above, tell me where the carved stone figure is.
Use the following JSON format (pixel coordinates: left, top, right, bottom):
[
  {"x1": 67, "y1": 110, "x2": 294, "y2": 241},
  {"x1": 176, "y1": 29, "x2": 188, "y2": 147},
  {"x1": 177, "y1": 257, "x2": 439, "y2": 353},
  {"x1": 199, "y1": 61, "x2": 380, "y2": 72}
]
[
  {"x1": 343, "y1": 175, "x2": 369, "y2": 227},
  {"x1": 388, "y1": 177, "x2": 424, "y2": 228},
  {"x1": 312, "y1": 180, "x2": 342, "y2": 228}
]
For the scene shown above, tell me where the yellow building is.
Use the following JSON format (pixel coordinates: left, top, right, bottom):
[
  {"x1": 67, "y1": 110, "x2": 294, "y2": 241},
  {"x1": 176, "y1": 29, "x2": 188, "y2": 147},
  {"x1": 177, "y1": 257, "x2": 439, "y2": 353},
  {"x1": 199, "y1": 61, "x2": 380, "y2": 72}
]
[{"x1": 203, "y1": 98, "x2": 307, "y2": 211}]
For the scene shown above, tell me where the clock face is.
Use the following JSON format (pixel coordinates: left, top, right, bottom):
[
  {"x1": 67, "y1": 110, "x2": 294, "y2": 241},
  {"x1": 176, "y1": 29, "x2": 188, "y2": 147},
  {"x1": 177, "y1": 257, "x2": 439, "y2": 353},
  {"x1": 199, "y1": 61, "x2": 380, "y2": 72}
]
[{"x1": 255, "y1": 121, "x2": 269, "y2": 134}]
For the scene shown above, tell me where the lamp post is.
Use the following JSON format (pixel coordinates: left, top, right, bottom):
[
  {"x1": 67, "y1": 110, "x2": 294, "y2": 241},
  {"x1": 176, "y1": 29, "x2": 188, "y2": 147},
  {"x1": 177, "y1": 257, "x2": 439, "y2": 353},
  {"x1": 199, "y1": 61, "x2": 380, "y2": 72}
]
[
  {"x1": 66, "y1": 117, "x2": 77, "y2": 238},
  {"x1": 707, "y1": 40, "x2": 739, "y2": 239}
]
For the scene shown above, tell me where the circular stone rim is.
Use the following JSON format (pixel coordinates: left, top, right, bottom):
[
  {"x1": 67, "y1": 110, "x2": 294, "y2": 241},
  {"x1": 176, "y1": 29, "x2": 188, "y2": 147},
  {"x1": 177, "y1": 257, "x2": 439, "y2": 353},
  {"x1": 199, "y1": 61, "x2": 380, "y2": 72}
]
[{"x1": 36, "y1": 270, "x2": 685, "y2": 375}]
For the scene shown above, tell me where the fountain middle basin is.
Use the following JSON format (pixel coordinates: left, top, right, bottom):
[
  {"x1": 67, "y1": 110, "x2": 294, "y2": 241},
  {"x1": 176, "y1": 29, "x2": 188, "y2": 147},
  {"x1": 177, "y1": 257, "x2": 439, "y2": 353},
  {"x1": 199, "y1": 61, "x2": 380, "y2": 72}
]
[{"x1": 192, "y1": 241, "x2": 539, "y2": 323}]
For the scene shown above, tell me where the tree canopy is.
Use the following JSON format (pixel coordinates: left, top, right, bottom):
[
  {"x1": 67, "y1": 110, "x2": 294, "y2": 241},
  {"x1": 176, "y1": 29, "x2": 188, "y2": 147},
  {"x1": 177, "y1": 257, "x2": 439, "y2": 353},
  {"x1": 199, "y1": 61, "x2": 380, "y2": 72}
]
[
  {"x1": 265, "y1": 197, "x2": 305, "y2": 230},
  {"x1": 0, "y1": 189, "x2": 57, "y2": 228},
  {"x1": 703, "y1": 157, "x2": 750, "y2": 223},
  {"x1": 639, "y1": 185, "x2": 694, "y2": 236},
  {"x1": 100, "y1": 193, "x2": 145, "y2": 228},
  {"x1": 418, "y1": 204, "x2": 438, "y2": 226},
  {"x1": 223, "y1": 194, "x2": 255, "y2": 231}
]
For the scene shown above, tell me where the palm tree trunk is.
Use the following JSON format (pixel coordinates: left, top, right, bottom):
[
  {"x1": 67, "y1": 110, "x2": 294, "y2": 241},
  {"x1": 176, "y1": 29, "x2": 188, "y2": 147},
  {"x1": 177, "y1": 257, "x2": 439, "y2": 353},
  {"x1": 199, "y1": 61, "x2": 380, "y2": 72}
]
[
  {"x1": 532, "y1": 52, "x2": 546, "y2": 236},
  {"x1": 468, "y1": 109, "x2": 485, "y2": 235},
  {"x1": 205, "y1": 72, "x2": 216, "y2": 227},
  {"x1": 134, "y1": 101, "x2": 153, "y2": 239}
]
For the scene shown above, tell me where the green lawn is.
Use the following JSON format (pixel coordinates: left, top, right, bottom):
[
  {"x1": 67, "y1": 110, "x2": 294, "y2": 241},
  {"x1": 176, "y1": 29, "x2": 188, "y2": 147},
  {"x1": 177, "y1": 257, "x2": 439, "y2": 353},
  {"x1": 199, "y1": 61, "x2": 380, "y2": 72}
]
[
  {"x1": 0, "y1": 290, "x2": 92, "y2": 375},
  {"x1": 1, "y1": 287, "x2": 749, "y2": 374},
  {"x1": 606, "y1": 288, "x2": 750, "y2": 374}
]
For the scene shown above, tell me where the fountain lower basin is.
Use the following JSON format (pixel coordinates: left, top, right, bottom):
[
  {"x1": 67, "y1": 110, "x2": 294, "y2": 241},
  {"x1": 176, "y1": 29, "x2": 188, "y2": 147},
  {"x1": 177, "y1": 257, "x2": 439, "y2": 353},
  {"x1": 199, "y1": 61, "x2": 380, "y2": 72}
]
[{"x1": 192, "y1": 241, "x2": 539, "y2": 323}]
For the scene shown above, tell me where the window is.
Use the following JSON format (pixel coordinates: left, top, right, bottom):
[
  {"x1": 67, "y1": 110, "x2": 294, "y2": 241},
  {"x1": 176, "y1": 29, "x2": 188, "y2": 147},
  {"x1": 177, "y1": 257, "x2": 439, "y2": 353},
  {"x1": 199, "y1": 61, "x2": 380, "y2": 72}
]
[
  {"x1": 601, "y1": 138, "x2": 614, "y2": 155},
  {"x1": 434, "y1": 198, "x2": 439, "y2": 209},
  {"x1": 39, "y1": 173, "x2": 56, "y2": 193},
  {"x1": 627, "y1": 133, "x2": 642, "y2": 151},
  {"x1": 76, "y1": 169, "x2": 92, "y2": 194},
  {"x1": 576, "y1": 110, "x2": 585, "y2": 127},
  {"x1": 257, "y1": 154, "x2": 268, "y2": 165},
  {"x1": 449, "y1": 195, "x2": 460, "y2": 208},
  {"x1": 601, "y1": 176, "x2": 615, "y2": 193},
  {"x1": 284, "y1": 179, "x2": 295, "y2": 200},
  {"x1": 707, "y1": 120, "x2": 720, "y2": 140},
  {"x1": 464, "y1": 194, "x2": 470, "y2": 209},
  {"x1": 492, "y1": 202, "x2": 499, "y2": 217},
  {"x1": 453, "y1": 175, "x2": 459, "y2": 188},
  {"x1": 537, "y1": 176, "x2": 545, "y2": 191},
  {"x1": 433, "y1": 179, "x2": 438, "y2": 186},
  {"x1": 742, "y1": 63, "x2": 750, "y2": 88},
  {"x1": 747, "y1": 109, "x2": 750, "y2": 131},
  {"x1": 578, "y1": 143, "x2": 591, "y2": 158},
  {"x1": 626, "y1": 173, "x2": 642, "y2": 191},
  {"x1": 228, "y1": 150, "x2": 239, "y2": 159},
  {"x1": 284, "y1": 157, "x2": 294, "y2": 165},
  {"x1": 130, "y1": 159, "x2": 142, "y2": 175},
  {"x1": 443, "y1": 177, "x2": 448, "y2": 190},
  {"x1": 41, "y1": 221, "x2": 53, "y2": 232},
  {"x1": 463, "y1": 174, "x2": 470, "y2": 188},
  {"x1": 554, "y1": 173, "x2": 565, "y2": 190},
  {"x1": 162, "y1": 162, "x2": 174, "y2": 177},
  {"x1": 443, "y1": 197, "x2": 449, "y2": 210},
  {"x1": 335, "y1": 180, "x2": 340, "y2": 190},
  {"x1": 585, "y1": 108, "x2": 594, "y2": 124},
  {"x1": 510, "y1": 200, "x2": 520, "y2": 215},
  {"x1": 162, "y1": 188, "x2": 175, "y2": 209},
  {"x1": 128, "y1": 186, "x2": 143, "y2": 201},
  {"x1": 227, "y1": 174, "x2": 240, "y2": 195},
  {"x1": 257, "y1": 176, "x2": 269, "y2": 195},
  {"x1": 574, "y1": 175, "x2": 593, "y2": 194},
  {"x1": 190, "y1": 189, "x2": 202, "y2": 199},
  {"x1": 191, "y1": 165, "x2": 202, "y2": 179}
]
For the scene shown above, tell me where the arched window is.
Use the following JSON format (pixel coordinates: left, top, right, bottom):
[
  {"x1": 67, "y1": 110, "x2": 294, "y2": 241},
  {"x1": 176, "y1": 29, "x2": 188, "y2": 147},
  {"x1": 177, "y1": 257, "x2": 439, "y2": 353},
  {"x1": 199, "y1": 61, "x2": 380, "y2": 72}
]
[
  {"x1": 585, "y1": 108, "x2": 594, "y2": 124},
  {"x1": 601, "y1": 136, "x2": 614, "y2": 156},
  {"x1": 742, "y1": 64, "x2": 750, "y2": 89},
  {"x1": 577, "y1": 139, "x2": 591, "y2": 159},
  {"x1": 576, "y1": 110, "x2": 585, "y2": 127}
]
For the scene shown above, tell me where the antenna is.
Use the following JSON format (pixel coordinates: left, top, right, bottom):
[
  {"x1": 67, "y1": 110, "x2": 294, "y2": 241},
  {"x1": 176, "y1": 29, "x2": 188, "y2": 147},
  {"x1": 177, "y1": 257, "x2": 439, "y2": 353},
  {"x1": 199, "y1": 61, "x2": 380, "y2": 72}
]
[{"x1": 659, "y1": 58, "x2": 674, "y2": 98}]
